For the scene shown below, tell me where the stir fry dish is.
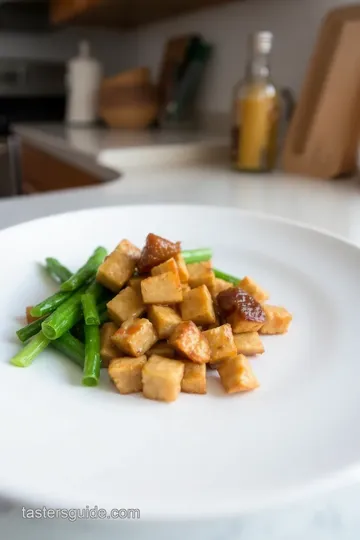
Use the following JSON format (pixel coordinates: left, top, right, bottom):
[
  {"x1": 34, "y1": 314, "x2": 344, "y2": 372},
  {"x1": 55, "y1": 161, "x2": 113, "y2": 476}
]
[{"x1": 11, "y1": 234, "x2": 292, "y2": 402}]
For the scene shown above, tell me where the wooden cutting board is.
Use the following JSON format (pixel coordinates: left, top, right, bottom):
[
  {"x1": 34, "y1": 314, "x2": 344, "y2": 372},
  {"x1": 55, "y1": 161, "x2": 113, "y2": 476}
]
[{"x1": 282, "y1": 5, "x2": 360, "y2": 179}]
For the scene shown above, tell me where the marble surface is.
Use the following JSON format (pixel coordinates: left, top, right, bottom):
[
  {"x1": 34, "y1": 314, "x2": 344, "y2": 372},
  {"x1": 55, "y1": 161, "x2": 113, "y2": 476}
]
[{"x1": 1, "y1": 160, "x2": 360, "y2": 539}]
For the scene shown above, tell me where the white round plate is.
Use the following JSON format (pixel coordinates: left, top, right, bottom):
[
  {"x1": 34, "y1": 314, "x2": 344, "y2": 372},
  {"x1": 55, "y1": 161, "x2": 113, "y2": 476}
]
[{"x1": 1, "y1": 205, "x2": 360, "y2": 520}]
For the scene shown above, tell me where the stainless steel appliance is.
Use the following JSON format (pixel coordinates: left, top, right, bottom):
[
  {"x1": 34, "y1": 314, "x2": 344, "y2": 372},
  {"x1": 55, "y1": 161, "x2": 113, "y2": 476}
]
[{"x1": 0, "y1": 59, "x2": 65, "y2": 197}]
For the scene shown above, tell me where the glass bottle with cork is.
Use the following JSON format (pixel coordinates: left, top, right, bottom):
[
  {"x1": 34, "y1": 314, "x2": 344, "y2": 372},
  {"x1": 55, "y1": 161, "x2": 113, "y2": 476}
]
[{"x1": 231, "y1": 31, "x2": 279, "y2": 172}]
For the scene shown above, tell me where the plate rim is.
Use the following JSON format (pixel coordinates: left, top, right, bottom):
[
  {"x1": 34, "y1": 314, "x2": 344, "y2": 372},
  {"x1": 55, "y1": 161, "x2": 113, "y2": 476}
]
[{"x1": 0, "y1": 202, "x2": 359, "y2": 253}]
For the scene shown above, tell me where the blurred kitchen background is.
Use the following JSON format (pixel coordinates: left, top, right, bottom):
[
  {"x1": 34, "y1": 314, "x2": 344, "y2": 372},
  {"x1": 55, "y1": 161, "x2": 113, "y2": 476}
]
[{"x1": 0, "y1": 0, "x2": 357, "y2": 197}]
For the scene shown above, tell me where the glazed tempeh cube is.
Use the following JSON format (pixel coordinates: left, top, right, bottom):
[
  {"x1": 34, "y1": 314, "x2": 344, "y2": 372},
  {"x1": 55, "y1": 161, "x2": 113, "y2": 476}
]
[
  {"x1": 97, "y1": 239, "x2": 140, "y2": 292},
  {"x1": 108, "y1": 356, "x2": 147, "y2": 394},
  {"x1": 142, "y1": 355, "x2": 184, "y2": 402},
  {"x1": 147, "y1": 305, "x2": 182, "y2": 339},
  {"x1": 187, "y1": 261, "x2": 215, "y2": 289},
  {"x1": 202, "y1": 324, "x2": 237, "y2": 363},
  {"x1": 233, "y1": 332, "x2": 264, "y2": 356},
  {"x1": 239, "y1": 276, "x2": 269, "y2": 304},
  {"x1": 100, "y1": 322, "x2": 119, "y2": 367},
  {"x1": 107, "y1": 286, "x2": 145, "y2": 325},
  {"x1": 169, "y1": 321, "x2": 211, "y2": 364},
  {"x1": 180, "y1": 285, "x2": 216, "y2": 326},
  {"x1": 181, "y1": 362, "x2": 206, "y2": 394},
  {"x1": 217, "y1": 287, "x2": 265, "y2": 333},
  {"x1": 137, "y1": 233, "x2": 181, "y2": 274},
  {"x1": 151, "y1": 258, "x2": 180, "y2": 280},
  {"x1": 217, "y1": 354, "x2": 259, "y2": 394},
  {"x1": 146, "y1": 341, "x2": 176, "y2": 358},
  {"x1": 174, "y1": 253, "x2": 189, "y2": 283},
  {"x1": 259, "y1": 305, "x2": 292, "y2": 335},
  {"x1": 111, "y1": 318, "x2": 157, "y2": 357},
  {"x1": 141, "y1": 272, "x2": 183, "y2": 304}
]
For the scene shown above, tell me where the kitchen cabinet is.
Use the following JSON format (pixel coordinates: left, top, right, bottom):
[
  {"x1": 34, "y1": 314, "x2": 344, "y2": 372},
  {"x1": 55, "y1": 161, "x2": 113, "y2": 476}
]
[
  {"x1": 20, "y1": 143, "x2": 104, "y2": 194},
  {"x1": 50, "y1": 0, "x2": 103, "y2": 25},
  {"x1": 50, "y1": 0, "x2": 238, "y2": 28}
]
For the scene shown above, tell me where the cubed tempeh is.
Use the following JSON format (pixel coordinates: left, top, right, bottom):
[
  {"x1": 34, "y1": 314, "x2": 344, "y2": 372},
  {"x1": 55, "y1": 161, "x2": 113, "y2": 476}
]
[
  {"x1": 169, "y1": 321, "x2": 211, "y2": 364},
  {"x1": 107, "y1": 286, "x2": 145, "y2": 325},
  {"x1": 141, "y1": 272, "x2": 183, "y2": 304},
  {"x1": 146, "y1": 341, "x2": 175, "y2": 358},
  {"x1": 108, "y1": 355, "x2": 147, "y2": 394},
  {"x1": 115, "y1": 239, "x2": 141, "y2": 261},
  {"x1": 217, "y1": 354, "x2": 259, "y2": 394},
  {"x1": 233, "y1": 332, "x2": 264, "y2": 356},
  {"x1": 259, "y1": 305, "x2": 292, "y2": 335},
  {"x1": 202, "y1": 324, "x2": 237, "y2": 363},
  {"x1": 147, "y1": 305, "x2": 182, "y2": 339},
  {"x1": 97, "y1": 239, "x2": 140, "y2": 292},
  {"x1": 142, "y1": 355, "x2": 184, "y2": 402},
  {"x1": 227, "y1": 313, "x2": 264, "y2": 333},
  {"x1": 207, "y1": 315, "x2": 221, "y2": 330},
  {"x1": 182, "y1": 283, "x2": 191, "y2": 295},
  {"x1": 187, "y1": 261, "x2": 215, "y2": 289},
  {"x1": 239, "y1": 276, "x2": 269, "y2": 304},
  {"x1": 209, "y1": 278, "x2": 233, "y2": 301},
  {"x1": 180, "y1": 285, "x2": 216, "y2": 325},
  {"x1": 174, "y1": 253, "x2": 189, "y2": 283},
  {"x1": 100, "y1": 322, "x2": 119, "y2": 368},
  {"x1": 111, "y1": 318, "x2": 158, "y2": 357},
  {"x1": 129, "y1": 276, "x2": 147, "y2": 294},
  {"x1": 151, "y1": 258, "x2": 180, "y2": 280},
  {"x1": 181, "y1": 362, "x2": 206, "y2": 394}
]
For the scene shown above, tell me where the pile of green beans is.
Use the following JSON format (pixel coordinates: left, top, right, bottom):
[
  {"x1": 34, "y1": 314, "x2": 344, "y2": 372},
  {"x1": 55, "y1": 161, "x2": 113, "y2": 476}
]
[{"x1": 11, "y1": 248, "x2": 107, "y2": 371}]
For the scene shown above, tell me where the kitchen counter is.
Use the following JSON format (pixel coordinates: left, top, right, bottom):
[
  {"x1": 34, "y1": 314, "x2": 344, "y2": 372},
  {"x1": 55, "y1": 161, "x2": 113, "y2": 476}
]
[
  {"x1": 14, "y1": 123, "x2": 227, "y2": 179},
  {"x1": 1, "y1": 160, "x2": 360, "y2": 540}
]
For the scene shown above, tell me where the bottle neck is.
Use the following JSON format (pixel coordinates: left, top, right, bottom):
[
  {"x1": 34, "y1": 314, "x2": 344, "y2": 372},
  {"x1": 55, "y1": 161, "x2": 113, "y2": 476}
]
[{"x1": 245, "y1": 51, "x2": 271, "y2": 82}]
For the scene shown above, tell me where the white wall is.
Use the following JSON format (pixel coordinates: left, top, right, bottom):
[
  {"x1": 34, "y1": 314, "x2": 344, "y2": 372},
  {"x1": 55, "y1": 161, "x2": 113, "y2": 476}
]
[
  {"x1": 0, "y1": 27, "x2": 130, "y2": 76},
  {"x1": 127, "y1": 0, "x2": 356, "y2": 115}
]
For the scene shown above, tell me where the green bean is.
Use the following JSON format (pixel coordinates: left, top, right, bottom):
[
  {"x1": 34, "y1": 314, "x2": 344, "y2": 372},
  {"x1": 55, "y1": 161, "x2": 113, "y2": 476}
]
[
  {"x1": 52, "y1": 332, "x2": 85, "y2": 368},
  {"x1": 60, "y1": 247, "x2": 107, "y2": 292},
  {"x1": 30, "y1": 290, "x2": 73, "y2": 318},
  {"x1": 213, "y1": 268, "x2": 241, "y2": 286},
  {"x1": 181, "y1": 248, "x2": 212, "y2": 263},
  {"x1": 81, "y1": 292, "x2": 100, "y2": 326},
  {"x1": 17, "y1": 317, "x2": 46, "y2": 343},
  {"x1": 42, "y1": 286, "x2": 87, "y2": 340},
  {"x1": 45, "y1": 258, "x2": 72, "y2": 284},
  {"x1": 11, "y1": 331, "x2": 50, "y2": 368},
  {"x1": 82, "y1": 324, "x2": 101, "y2": 386}
]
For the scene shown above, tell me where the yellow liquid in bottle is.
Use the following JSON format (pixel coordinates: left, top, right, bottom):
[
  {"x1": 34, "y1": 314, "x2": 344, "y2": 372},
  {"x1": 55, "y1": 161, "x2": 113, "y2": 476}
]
[{"x1": 233, "y1": 86, "x2": 279, "y2": 172}]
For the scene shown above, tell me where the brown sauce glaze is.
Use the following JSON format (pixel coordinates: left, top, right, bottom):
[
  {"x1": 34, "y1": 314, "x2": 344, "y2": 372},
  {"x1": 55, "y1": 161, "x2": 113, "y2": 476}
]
[
  {"x1": 137, "y1": 233, "x2": 181, "y2": 273},
  {"x1": 217, "y1": 287, "x2": 265, "y2": 322}
]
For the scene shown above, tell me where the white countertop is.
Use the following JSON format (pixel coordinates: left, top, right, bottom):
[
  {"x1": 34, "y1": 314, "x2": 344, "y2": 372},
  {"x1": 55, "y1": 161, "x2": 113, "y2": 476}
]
[
  {"x1": 1, "y1": 158, "x2": 360, "y2": 539},
  {"x1": 14, "y1": 123, "x2": 227, "y2": 178}
]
